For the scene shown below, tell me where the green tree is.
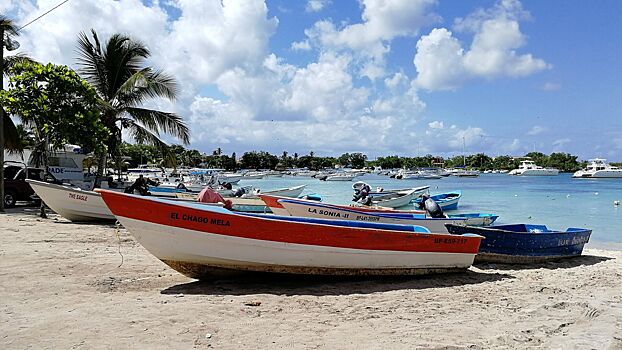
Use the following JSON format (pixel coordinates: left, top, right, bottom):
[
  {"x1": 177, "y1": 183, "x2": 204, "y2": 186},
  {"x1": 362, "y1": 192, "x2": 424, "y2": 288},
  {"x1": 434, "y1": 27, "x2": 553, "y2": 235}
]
[
  {"x1": 76, "y1": 29, "x2": 189, "y2": 176},
  {"x1": 1, "y1": 61, "x2": 109, "y2": 216},
  {"x1": 1, "y1": 62, "x2": 109, "y2": 161},
  {"x1": 350, "y1": 153, "x2": 367, "y2": 169}
]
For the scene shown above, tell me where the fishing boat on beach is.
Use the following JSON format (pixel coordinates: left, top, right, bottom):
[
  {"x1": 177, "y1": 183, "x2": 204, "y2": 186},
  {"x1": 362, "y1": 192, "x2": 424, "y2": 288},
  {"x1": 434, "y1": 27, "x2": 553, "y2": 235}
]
[
  {"x1": 445, "y1": 223, "x2": 591, "y2": 263},
  {"x1": 95, "y1": 189, "x2": 483, "y2": 278},
  {"x1": 259, "y1": 194, "x2": 496, "y2": 227},
  {"x1": 413, "y1": 191, "x2": 462, "y2": 211},
  {"x1": 264, "y1": 196, "x2": 468, "y2": 232},
  {"x1": 26, "y1": 179, "x2": 116, "y2": 221}
]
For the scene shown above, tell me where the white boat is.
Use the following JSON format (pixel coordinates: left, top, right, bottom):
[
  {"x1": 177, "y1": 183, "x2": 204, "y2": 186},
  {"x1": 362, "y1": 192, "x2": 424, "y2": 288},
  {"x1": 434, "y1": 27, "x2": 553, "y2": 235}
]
[
  {"x1": 275, "y1": 197, "x2": 468, "y2": 232},
  {"x1": 397, "y1": 170, "x2": 441, "y2": 180},
  {"x1": 242, "y1": 171, "x2": 265, "y2": 179},
  {"x1": 509, "y1": 160, "x2": 559, "y2": 176},
  {"x1": 126, "y1": 165, "x2": 163, "y2": 182},
  {"x1": 259, "y1": 184, "x2": 306, "y2": 198},
  {"x1": 367, "y1": 188, "x2": 420, "y2": 208},
  {"x1": 219, "y1": 173, "x2": 243, "y2": 184},
  {"x1": 96, "y1": 189, "x2": 484, "y2": 278},
  {"x1": 325, "y1": 173, "x2": 358, "y2": 181},
  {"x1": 572, "y1": 159, "x2": 622, "y2": 178},
  {"x1": 26, "y1": 180, "x2": 116, "y2": 221},
  {"x1": 453, "y1": 169, "x2": 479, "y2": 177}
]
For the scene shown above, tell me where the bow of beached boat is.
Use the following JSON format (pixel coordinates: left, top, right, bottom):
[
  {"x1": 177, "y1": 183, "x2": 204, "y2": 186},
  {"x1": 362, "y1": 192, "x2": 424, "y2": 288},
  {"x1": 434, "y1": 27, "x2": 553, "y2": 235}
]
[
  {"x1": 26, "y1": 179, "x2": 116, "y2": 222},
  {"x1": 96, "y1": 189, "x2": 483, "y2": 279}
]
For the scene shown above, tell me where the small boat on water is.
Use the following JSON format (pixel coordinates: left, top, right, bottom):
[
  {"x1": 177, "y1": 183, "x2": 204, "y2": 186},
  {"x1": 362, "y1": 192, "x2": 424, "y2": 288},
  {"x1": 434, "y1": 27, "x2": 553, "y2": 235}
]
[
  {"x1": 572, "y1": 158, "x2": 622, "y2": 178},
  {"x1": 508, "y1": 160, "x2": 559, "y2": 176},
  {"x1": 95, "y1": 189, "x2": 484, "y2": 278},
  {"x1": 259, "y1": 195, "x2": 467, "y2": 232},
  {"x1": 445, "y1": 223, "x2": 591, "y2": 263},
  {"x1": 367, "y1": 188, "x2": 422, "y2": 208},
  {"x1": 324, "y1": 173, "x2": 358, "y2": 181},
  {"x1": 26, "y1": 179, "x2": 115, "y2": 221},
  {"x1": 414, "y1": 191, "x2": 461, "y2": 211},
  {"x1": 367, "y1": 186, "x2": 429, "y2": 199}
]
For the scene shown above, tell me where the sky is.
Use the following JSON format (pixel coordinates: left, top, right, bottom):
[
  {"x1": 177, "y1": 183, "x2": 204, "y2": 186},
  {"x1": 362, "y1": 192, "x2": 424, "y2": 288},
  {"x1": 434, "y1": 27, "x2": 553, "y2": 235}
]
[{"x1": 2, "y1": 0, "x2": 621, "y2": 161}]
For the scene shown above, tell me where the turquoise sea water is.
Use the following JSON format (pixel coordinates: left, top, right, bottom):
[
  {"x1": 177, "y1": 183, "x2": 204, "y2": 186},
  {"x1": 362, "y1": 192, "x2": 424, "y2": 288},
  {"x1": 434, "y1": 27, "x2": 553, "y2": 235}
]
[{"x1": 239, "y1": 173, "x2": 622, "y2": 245}]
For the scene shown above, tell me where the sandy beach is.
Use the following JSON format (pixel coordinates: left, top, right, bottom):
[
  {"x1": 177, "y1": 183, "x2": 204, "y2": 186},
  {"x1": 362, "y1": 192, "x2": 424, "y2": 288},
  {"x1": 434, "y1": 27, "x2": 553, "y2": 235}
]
[{"x1": 1, "y1": 208, "x2": 621, "y2": 349}]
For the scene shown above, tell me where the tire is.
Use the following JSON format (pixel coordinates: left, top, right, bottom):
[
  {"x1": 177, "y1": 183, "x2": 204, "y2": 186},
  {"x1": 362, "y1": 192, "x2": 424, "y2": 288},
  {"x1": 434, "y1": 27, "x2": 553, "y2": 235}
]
[{"x1": 4, "y1": 190, "x2": 17, "y2": 208}]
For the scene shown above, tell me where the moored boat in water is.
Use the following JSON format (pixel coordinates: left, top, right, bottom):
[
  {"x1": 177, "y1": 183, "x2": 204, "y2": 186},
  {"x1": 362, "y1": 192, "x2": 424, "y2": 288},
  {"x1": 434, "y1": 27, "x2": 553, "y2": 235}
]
[
  {"x1": 95, "y1": 189, "x2": 484, "y2": 278},
  {"x1": 572, "y1": 158, "x2": 622, "y2": 178},
  {"x1": 508, "y1": 160, "x2": 559, "y2": 176},
  {"x1": 414, "y1": 191, "x2": 461, "y2": 211},
  {"x1": 445, "y1": 223, "x2": 591, "y2": 263}
]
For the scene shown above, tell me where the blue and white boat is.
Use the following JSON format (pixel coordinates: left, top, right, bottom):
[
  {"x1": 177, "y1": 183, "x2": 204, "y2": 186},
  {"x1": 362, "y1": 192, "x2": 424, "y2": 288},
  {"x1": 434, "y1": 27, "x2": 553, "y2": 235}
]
[
  {"x1": 444, "y1": 223, "x2": 592, "y2": 263},
  {"x1": 414, "y1": 191, "x2": 461, "y2": 210}
]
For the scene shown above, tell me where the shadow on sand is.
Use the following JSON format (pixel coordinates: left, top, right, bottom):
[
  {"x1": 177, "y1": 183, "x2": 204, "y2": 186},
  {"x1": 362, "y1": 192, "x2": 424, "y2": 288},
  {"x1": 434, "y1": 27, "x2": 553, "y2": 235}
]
[
  {"x1": 474, "y1": 254, "x2": 612, "y2": 271},
  {"x1": 160, "y1": 269, "x2": 514, "y2": 297}
]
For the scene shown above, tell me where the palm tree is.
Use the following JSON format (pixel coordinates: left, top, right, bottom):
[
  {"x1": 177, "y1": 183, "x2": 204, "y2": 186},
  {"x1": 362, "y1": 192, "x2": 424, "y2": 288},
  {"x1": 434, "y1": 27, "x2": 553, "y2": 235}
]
[
  {"x1": 1, "y1": 15, "x2": 35, "y2": 153},
  {"x1": 75, "y1": 29, "x2": 190, "y2": 177}
]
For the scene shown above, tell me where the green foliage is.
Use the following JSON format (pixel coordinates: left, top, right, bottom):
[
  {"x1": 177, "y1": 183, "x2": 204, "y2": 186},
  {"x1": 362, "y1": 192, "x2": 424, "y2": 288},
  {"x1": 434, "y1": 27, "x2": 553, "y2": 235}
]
[
  {"x1": 0, "y1": 61, "x2": 110, "y2": 162},
  {"x1": 76, "y1": 29, "x2": 189, "y2": 175},
  {"x1": 240, "y1": 151, "x2": 279, "y2": 170}
]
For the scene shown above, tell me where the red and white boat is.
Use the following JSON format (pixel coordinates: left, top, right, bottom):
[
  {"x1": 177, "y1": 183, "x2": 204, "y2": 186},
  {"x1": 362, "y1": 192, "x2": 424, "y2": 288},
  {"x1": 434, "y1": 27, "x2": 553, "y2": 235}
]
[
  {"x1": 96, "y1": 189, "x2": 483, "y2": 278},
  {"x1": 258, "y1": 195, "x2": 468, "y2": 232}
]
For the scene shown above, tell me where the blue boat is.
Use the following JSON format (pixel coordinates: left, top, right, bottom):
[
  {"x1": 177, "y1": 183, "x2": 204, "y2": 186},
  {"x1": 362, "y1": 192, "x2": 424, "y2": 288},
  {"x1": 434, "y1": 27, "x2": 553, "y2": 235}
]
[
  {"x1": 413, "y1": 190, "x2": 461, "y2": 210},
  {"x1": 445, "y1": 223, "x2": 592, "y2": 263}
]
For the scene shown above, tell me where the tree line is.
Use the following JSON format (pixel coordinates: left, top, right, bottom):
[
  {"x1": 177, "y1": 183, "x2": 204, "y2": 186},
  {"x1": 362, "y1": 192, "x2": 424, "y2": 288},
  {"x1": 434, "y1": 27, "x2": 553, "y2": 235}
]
[{"x1": 117, "y1": 143, "x2": 585, "y2": 173}]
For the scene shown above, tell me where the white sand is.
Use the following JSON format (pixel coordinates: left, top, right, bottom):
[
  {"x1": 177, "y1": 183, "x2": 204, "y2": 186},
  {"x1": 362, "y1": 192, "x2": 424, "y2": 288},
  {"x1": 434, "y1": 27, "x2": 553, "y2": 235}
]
[{"x1": 1, "y1": 208, "x2": 621, "y2": 349}]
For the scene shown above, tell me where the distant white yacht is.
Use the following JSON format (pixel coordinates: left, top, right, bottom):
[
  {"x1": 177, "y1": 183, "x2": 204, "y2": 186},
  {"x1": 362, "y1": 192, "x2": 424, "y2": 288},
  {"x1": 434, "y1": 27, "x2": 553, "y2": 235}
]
[
  {"x1": 508, "y1": 160, "x2": 559, "y2": 176},
  {"x1": 572, "y1": 158, "x2": 622, "y2": 178}
]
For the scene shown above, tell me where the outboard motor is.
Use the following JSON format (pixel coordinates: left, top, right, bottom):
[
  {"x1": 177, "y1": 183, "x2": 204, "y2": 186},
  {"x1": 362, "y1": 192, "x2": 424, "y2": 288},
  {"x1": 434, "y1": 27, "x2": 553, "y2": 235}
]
[
  {"x1": 419, "y1": 194, "x2": 445, "y2": 218},
  {"x1": 352, "y1": 181, "x2": 371, "y2": 202},
  {"x1": 233, "y1": 187, "x2": 247, "y2": 197}
]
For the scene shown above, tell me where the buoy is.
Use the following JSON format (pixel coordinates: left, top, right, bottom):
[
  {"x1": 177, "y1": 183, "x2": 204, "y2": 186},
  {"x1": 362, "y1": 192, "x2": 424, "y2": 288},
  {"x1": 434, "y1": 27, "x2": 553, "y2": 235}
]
[
  {"x1": 595, "y1": 192, "x2": 599, "y2": 195},
  {"x1": 566, "y1": 194, "x2": 570, "y2": 197},
  {"x1": 514, "y1": 194, "x2": 518, "y2": 197}
]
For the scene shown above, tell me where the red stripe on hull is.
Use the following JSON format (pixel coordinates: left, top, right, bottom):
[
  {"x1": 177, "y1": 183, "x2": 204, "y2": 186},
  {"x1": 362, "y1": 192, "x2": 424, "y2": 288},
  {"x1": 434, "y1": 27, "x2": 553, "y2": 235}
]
[{"x1": 98, "y1": 190, "x2": 481, "y2": 254}]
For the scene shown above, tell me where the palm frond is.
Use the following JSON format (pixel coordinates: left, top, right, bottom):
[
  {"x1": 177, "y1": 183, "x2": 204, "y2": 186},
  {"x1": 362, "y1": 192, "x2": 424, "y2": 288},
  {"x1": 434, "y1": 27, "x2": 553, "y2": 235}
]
[
  {"x1": 3, "y1": 112, "x2": 22, "y2": 153},
  {"x1": 76, "y1": 30, "x2": 109, "y2": 98},
  {"x1": 126, "y1": 107, "x2": 190, "y2": 145},
  {"x1": 3, "y1": 54, "x2": 37, "y2": 77},
  {"x1": 115, "y1": 68, "x2": 179, "y2": 107},
  {"x1": 0, "y1": 15, "x2": 20, "y2": 37}
]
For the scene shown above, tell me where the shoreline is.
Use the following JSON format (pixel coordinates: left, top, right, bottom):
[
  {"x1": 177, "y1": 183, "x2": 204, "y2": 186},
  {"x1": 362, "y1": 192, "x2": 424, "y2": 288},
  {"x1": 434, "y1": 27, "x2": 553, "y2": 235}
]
[{"x1": 1, "y1": 209, "x2": 621, "y2": 349}]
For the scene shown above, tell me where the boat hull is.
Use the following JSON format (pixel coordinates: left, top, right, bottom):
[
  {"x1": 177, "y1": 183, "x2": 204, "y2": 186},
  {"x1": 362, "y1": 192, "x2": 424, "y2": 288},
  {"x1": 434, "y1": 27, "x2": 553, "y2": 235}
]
[
  {"x1": 26, "y1": 180, "x2": 115, "y2": 222},
  {"x1": 414, "y1": 191, "x2": 461, "y2": 211},
  {"x1": 445, "y1": 224, "x2": 591, "y2": 263},
  {"x1": 277, "y1": 198, "x2": 467, "y2": 232},
  {"x1": 97, "y1": 190, "x2": 483, "y2": 278}
]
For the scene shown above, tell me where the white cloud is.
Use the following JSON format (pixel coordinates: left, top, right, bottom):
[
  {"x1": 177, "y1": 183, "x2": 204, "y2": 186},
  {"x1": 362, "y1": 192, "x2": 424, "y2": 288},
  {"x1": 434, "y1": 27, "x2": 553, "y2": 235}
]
[
  {"x1": 527, "y1": 125, "x2": 546, "y2": 136},
  {"x1": 305, "y1": 0, "x2": 331, "y2": 13},
  {"x1": 301, "y1": 0, "x2": 439, "y2": 79},
  {"x1": 414, "y1": 28, "x2": 467, "y2": 91},
  {"x1": 428, "y1": 121, "x2": 444, "y2": 129},
  {"x1": 414, "y1": 0, "x2": 549, "y2": 91},
  {"x1": 291, "y1": 40, "x2": 311, "y2": 51}
]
